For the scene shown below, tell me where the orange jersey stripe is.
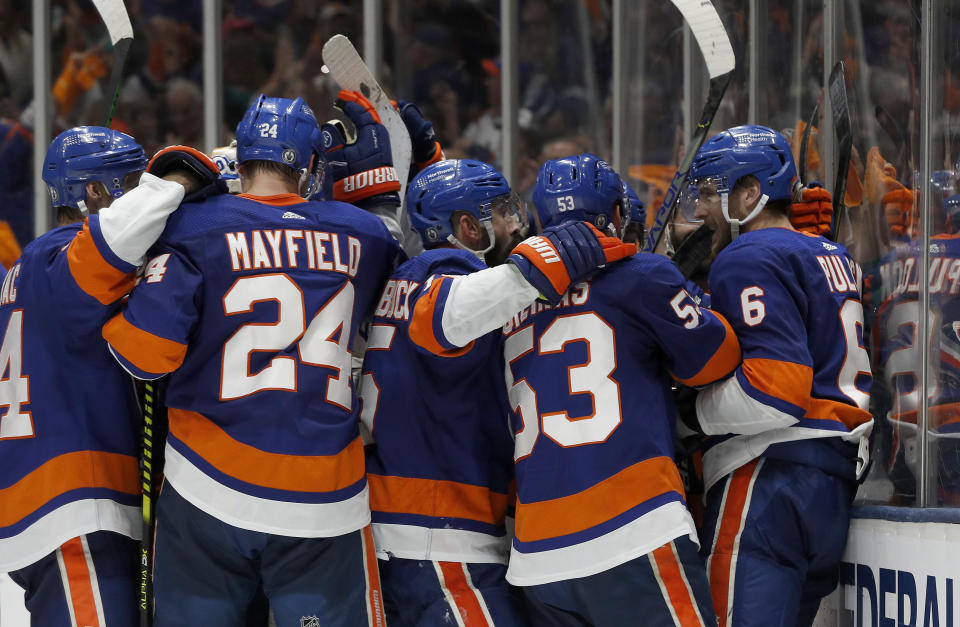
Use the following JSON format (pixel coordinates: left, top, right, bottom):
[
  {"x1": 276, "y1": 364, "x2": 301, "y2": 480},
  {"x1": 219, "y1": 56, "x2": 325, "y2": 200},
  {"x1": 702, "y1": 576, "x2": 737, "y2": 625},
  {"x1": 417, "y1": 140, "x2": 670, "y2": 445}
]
[
  {"x1": 237, "y1": 193, "x2": 306, "y2": 207},
  {"x1": 408, "y1": 277, "x2": 474, "y2": 357},
  {"x1": 1, "y1": 451, "x2": 138, "y2": 527},
  {"x1": 103, "y1": 313, "x2": 188, "y2": 375},
  {"x1": 513, "y1": 456, "x2": 684, "y2": 544},
  {"x1": 60, "y1": 537, "x2": 101, "y2": 627},
  {"x1": 168, "y1": 408, "x2": 365, "y2": 493},
  {"x1": 438, "y1": 561, "x2": 491, "y2": 626},
  {"x1": 740, "y1": 358, "x2": 813, "y2": 409},
  {"x1": 674, "y1": 311, "x2": 741, "y2": 387},
  {"x1": 367, "y1": 474, "x2": 509, "y2": 525},
  {"x1": 806, "y1": 397, "x2": 872, "y2": 431},
  {"x1": 652, "y1": 542, "x2": 704, "y2": 626},
  {"x1": 362, "y1": 526, "x2": 386, "y2": 627},
  {"x1": 708, "y1": 460, "x2": 760, "y2": 626},
  {"x1": 67, "y1": 220, "x2": 136, "y2": 305}
]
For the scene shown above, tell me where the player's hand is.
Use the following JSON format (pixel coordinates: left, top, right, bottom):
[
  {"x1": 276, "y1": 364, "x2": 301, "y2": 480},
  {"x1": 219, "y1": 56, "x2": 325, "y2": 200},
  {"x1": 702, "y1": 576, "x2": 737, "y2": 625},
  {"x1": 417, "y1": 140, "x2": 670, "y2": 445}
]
[
  {"x1": 147, "y1": 145, "x2": 226, "y2": 202},
  {"x1": 790, "y1": 183, "x2": 833, "y2": 236},
  {"x1": 507, "y1": 221, "x2": 637, "y2": 305},
  {"x1": 397, "y1": 100, "x2": 443, "y2": 171},
  {"x1": 321, "y1": 89, "x2": 401, "y2": 206}
]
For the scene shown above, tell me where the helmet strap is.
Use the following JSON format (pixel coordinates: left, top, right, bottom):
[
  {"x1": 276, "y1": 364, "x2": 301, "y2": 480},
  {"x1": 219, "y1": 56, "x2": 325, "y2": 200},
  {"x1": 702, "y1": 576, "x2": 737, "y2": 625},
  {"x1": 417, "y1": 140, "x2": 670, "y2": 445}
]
[
  {"x1": 721, "y1": 192, "x2": 769, "y2": 239},
  {"x1": 445, "y1": 220, "x2": 496, "y2": 261},
  {"x1": 77, "y1": 199, "x2": 89, "y2": 218}
]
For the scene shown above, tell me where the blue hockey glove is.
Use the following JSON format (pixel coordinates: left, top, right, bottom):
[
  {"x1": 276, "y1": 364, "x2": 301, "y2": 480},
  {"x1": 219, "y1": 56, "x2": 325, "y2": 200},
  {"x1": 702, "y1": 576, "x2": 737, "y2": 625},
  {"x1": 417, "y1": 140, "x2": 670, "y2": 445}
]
[
  {"x1": 508, "y1": 221, "x2": 637, "y2": 305},
  {"x1": 397, "y1": 100, "x2": 443, "y2": 171},
  {"x1": 321, "y1": 89, "x2": 401, "y2": 207},
  {"x1": 146, "y1": 145, "x2": 226, "y2": 202}
]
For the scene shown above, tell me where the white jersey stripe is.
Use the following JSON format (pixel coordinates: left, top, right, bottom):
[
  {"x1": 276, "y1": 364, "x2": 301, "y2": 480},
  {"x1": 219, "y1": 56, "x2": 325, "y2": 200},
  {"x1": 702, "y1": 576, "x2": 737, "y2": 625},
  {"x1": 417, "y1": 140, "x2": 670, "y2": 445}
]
[{"x1": 55, "y1": 548, "x2": 79, "y2": 627}]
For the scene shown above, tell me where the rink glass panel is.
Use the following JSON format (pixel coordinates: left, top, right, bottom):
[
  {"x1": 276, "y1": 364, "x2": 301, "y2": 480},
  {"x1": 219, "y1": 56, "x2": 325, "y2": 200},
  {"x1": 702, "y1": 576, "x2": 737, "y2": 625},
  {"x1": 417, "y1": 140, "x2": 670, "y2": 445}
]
[
  {"x1": 844, "y1": 1, "x2": 924, "y2": 507},
  {"x1": 1, "y1": 1, "x2": 32, "y2": 249},
  {"x1": 621, "y1": 1, "x2": 685, "y2": 216},
  {"x1": 923, "y1": 0, "x2": 960, "y2": 508}
]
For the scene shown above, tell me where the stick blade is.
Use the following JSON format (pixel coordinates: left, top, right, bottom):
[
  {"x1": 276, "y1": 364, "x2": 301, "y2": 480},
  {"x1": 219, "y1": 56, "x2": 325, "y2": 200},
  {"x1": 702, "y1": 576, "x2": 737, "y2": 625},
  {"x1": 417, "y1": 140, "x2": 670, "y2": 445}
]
[
  {"x1": 321, "y1": 34, "x2": 412, "y2": 214},
  {"x1": 670, "y1": 0, "x2": 735, "y2": 78},
  {"x1": 91, "y1": 0, "x2": 133, "y2": 45}
]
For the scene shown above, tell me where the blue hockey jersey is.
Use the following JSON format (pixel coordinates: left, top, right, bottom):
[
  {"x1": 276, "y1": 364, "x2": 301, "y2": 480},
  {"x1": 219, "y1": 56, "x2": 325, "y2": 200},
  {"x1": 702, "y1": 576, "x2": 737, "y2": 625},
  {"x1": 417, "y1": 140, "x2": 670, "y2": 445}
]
[
  {"x1": 103, "y1": 192, "x2": 401, "y2": 537},
  {"x1": 0, "y1": 174, "x2": 184, "y2": 571},
  {"x1": 499, "y1": 252, "x2": 740, "y2": 586},
  {"x1": 697, "y1": 228, "x2": 874, "y2": 491},
  {"x1": 362, "y1": 249, "x2": 516, "y2": 563}
]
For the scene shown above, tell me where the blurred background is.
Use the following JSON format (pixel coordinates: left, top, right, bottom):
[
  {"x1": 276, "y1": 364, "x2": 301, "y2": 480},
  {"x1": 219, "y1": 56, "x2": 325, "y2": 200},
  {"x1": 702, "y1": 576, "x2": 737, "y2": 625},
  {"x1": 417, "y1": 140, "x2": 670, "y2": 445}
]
[{"x1": 3, "y1": 0, "x2": 959, "y2": 512}]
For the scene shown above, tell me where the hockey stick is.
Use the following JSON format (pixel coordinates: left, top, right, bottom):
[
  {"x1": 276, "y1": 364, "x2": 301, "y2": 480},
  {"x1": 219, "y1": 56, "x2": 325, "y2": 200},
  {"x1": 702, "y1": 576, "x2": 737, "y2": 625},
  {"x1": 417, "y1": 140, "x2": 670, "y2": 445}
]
[
  {"x1": 828, "y1": 60, "x2": 851, "y2": 241},
  {"x1": 91, "y1": 0, "x2": 133, "y2": 127},
  {"x1": 321, "y1": 35, "x2": 412, "y2": 206},
  {"x1": 643, "y1": 0, "x2": 735, "y2": 253},
  {"x1": 798, "y1": 98, "x2": 819, "y2": 186},
  {"x1": 137, "y1": 380, "x2": 157, "y2": 627}
]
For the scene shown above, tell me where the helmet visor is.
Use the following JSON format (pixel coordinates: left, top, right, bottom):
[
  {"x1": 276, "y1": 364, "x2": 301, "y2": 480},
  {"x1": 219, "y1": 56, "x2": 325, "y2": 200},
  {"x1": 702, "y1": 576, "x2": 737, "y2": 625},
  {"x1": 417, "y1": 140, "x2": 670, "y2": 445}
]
[
  {"x1": 679, "y1": 176, "x2": 729, "y2": 223},
  {"x1": 489, "y1": 191, "x2": 529, "y2": 237}
]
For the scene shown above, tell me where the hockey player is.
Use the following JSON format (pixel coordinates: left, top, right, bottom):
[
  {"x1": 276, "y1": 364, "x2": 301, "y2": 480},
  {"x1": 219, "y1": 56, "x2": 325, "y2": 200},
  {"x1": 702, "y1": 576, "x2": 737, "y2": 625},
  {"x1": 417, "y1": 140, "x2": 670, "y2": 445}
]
[
  {"x1": 102, "y1": 95, "x2": 401, "y2": 626},
  {"x1": 688, "y1": 125, "x2": 873, "y2": 627},
  {"x1": 1, "y1": 127, "x2": 216, "y2": 625},
  {"x1": 361, "y1": 156, "x2": 633, "y2": 625},
  {"x1": 498, "y1": 154, "x2": 740, "y2": 625}
]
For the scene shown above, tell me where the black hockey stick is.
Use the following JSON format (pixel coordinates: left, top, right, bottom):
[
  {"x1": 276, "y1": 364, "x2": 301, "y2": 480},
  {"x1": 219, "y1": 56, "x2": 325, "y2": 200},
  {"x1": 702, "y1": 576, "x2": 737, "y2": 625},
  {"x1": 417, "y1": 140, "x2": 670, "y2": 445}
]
[
  {"x1": 828, "y1": 60, "x2": 852, "y2": 241},
  {"x1": 138, "y1": 380, "x2": 157, "y2": 626},
  {"x1": 644, "y1": 0, "x2": 735, "y2": 253},
  {"x1": 92, "y1": 0, "x2": 133, "y2": 127}
]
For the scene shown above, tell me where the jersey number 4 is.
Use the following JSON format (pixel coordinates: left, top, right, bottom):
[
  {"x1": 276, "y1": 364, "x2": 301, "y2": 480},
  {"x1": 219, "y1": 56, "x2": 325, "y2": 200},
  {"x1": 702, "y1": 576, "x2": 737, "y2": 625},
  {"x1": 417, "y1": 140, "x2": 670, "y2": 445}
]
[
  {"x1": 504, "y1": 312, "x2": 622, "y2": 460},
  {"x1": 220, "y1": 274, "x2": 354, "y2": 408},
  {"x1": 0, "y1": 310, "x2": 33, "y2": 440}
]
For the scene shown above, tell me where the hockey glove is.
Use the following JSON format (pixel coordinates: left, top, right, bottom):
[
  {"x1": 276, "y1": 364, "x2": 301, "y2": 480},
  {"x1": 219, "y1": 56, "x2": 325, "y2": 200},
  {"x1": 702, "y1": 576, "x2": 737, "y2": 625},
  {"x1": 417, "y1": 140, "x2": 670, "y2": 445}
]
[
  {"x1": 882, "y1": 187, "x2": 918, "y2": 238},
  {"x1": 321, "y1": 89, "x2": 401, "y2": 208},
  {"x1": 147, "y1": 145, "x2": 226, "y2": 203},
  {"x1": 508, "y1": 221, "x2": 637, "y2": 305},
  {"x1": 790, "y1": 183, "x2": 833, "y2": 236},
  {"x1": 397, "y1": 100, "x2": 444, "y2": 172},
  {"x1": 670, "y1": 223, "x2": 714, "y2": 280}
]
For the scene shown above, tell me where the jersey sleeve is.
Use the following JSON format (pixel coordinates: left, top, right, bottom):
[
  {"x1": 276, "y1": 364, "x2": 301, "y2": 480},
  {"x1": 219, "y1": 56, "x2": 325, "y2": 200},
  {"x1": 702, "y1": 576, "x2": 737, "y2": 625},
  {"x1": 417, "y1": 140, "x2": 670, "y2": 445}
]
[
  {"x1": 696, "y1": 247, "x2": 814, "y2": 435},
  {"x1": 630, "y1": 255, "x2": 740, "y2": 387},
  {"x1": 408, "y1": 261, "x2": 539, "y2": 356},
  {"x1": 45, "y1": 174, "x2": 185, "y2": 317},
  {"x1": 102, "y1": 243, "x2": 202, "y2": 379}
]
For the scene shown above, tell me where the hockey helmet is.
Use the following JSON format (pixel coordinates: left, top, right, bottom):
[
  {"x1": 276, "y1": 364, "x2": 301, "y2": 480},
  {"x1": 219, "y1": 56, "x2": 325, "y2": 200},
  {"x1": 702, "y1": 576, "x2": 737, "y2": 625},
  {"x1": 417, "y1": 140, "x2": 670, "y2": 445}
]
[
  {"x1": 43, "y1": 126, "x2": 147, "y2": 210},
  {"x1": 532, "y1": 153, "x2": 625, "y2": 231},
  {"x1": 236, "y1": 94, "x2": 323, "y2": 174},
  {"x1": 688, "y1": 125, "x2": 798, "y2": 236},
  {"x1": 407, "y1": 159, "x2": 521, "y2": 255}
]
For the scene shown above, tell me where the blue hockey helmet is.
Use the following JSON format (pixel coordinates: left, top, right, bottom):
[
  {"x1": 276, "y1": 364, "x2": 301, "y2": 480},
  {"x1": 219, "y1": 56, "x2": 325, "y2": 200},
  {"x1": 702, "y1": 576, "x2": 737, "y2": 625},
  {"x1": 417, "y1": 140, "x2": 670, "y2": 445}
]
[
  {"x1": 688, "y1": 124, "x2": 798, "y2": 236},
  {"x1": 43, "y1": 126, "x2": 147, "y2": 210},
  {"x1": 532, "y1": 153, "x2": 624, "y2": 231},
  {"x1": 236, "y1": 94, "x2": 323, "y2": 173},
  {"x1": 622, "y1": 180, "x2": 645, "y2": 227},
  {"x1": 407, "y1": 159, "x2": 517, "y2": 253}
]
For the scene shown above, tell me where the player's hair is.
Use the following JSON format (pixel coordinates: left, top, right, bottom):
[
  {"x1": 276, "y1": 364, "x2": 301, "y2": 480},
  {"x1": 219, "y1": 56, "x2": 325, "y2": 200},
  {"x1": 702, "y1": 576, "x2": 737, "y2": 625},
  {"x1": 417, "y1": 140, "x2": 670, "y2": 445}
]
[
  {"x1": 242, "y1": 159, "x2": 300, "y2": 187},
  {"x1": 56, "y1": 206, "x2": 84, "y2": 225}
]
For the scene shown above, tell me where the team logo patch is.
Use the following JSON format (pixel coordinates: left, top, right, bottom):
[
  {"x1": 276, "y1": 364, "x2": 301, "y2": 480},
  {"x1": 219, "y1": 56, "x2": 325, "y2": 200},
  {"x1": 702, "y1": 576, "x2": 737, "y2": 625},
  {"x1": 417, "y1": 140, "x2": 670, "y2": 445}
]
[
  {"x1": 595, "y1": 214, "x2": 608, "y2": 229},
  {"x1": 112, "y1": 177, "x2": 121, "y2": 190},
  {"x1": 282, "y1": 211, "x2": 306, "y2": 220},
  {"x1": 300, "y1": 617, "x2": 320, "y2": 627},
  {"x1": 426, "y1": 226, "x2": 440, "y2": 242},
  {"x1": 50, "y1": 188, "x2": 58, "y2": 202},
  {"x1": 322, "y1": 129, "x2": 334, "y2": 149},
  {"x1": 821, "y1": 241, "x2": 838, "y2": 251},
  {"x1": 282, "y1": 149, "x2": 297, "y2": 164}
]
